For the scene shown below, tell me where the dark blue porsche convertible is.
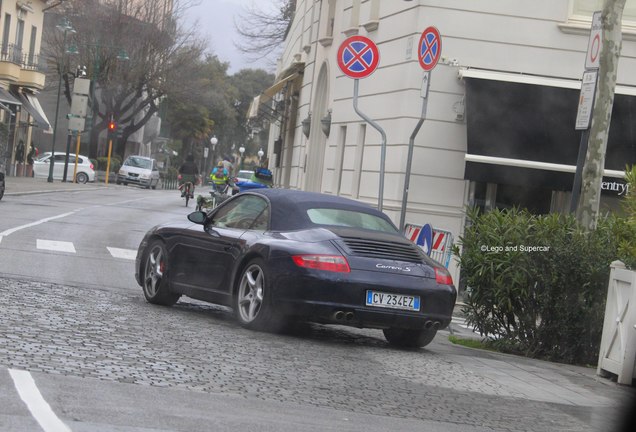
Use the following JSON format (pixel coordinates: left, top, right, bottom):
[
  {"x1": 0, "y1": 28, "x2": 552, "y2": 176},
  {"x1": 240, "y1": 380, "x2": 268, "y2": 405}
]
[{"x1": 135, "y1": 189, "x2": 456, "y2": 348}]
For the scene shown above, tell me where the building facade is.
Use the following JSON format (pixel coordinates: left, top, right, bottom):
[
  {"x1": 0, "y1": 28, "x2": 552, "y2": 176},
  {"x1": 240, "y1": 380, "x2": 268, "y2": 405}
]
[
  {"x1": 250, "y1": 0, "x2": 636, "y2": 281},
  {"x1": 0, "y1": 0, "x2": 50, "y2": 177}
]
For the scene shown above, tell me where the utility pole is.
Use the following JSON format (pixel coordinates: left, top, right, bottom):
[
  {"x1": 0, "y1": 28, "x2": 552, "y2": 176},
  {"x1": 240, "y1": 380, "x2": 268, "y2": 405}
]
[{"x1": 576, "y1": 0, "x2": 626, "y2": 231}]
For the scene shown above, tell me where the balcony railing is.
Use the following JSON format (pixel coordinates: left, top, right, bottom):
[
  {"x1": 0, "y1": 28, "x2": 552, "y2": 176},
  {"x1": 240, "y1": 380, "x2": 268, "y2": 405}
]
[
  {"x1": 0, "y1": 43, "x2": 23, "y2": 64},
  {"x1": 0, "y1": 43, "x2": 45, "y2": 72}
]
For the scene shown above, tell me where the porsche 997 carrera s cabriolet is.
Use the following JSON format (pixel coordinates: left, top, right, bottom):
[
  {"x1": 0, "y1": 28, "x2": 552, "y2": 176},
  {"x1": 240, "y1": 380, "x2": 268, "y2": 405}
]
[{"x1": 135, "y1": 189, "x2": 456, "y2": 348}]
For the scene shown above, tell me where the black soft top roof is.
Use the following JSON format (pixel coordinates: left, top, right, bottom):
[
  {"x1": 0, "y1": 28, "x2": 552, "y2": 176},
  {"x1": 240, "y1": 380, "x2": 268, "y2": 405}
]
[{"x1": 247, "y1": 189, "x2": 396, "y2": 231}]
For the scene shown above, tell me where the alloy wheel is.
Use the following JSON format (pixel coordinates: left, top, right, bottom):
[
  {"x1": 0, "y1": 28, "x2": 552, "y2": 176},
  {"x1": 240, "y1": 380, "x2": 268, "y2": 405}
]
[
  {"x1": 144, "y1": 245, "x2": 165, "y2": 297},
  {"x1": 237, "y1": 264, "x2": 264, "y2": 323}
]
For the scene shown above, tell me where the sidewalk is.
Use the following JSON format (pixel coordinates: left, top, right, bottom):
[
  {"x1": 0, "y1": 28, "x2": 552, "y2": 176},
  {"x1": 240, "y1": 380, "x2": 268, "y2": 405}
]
[{"x1": 3, "y1": 175, "x2": 110, "y2": 196}]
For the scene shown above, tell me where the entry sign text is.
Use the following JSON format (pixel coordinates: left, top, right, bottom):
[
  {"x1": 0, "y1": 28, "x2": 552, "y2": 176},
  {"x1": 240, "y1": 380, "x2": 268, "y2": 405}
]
[
  {"x1": 585, "y1": 11, "x2": 602, "y2": 69},
  {"x1": 575, "y1": 70, "x2": 598, "y2": 130},
  {"x1": 418, "y1": 26, "x2": 442, "y2": 71},
  {"x1": 337, "y1": 35, "x2": 380, "y2": 79}
]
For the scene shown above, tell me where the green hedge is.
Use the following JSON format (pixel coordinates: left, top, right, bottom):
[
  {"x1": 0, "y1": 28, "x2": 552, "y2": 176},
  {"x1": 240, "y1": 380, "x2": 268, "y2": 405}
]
[
  {"x1": 95, "y1": 156, "x2": 122, "y2": 173},
  {"x1": 453, "y1": 207, "x2": 629, "y2": 365}
]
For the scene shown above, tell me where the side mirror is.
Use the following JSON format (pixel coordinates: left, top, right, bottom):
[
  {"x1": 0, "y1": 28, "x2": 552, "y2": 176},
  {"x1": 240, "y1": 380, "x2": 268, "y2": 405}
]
[{"x1": 187, "y1": 211, "x2": 207, "y2": 225}]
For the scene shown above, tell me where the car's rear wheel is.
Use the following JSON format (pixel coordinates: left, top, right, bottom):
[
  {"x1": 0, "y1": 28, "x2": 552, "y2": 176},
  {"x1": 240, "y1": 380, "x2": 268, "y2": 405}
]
[
  {"x1": 142, "y1": 240, "x2": 180, "y2": 306},
  {"x1": 235, "y1": 259, "x2": 280, "y2": 331},
  {"x1": 76, "y1": 172, "x2": 88, "y2": 184},
  {"x1": 383, "y1": 327, "x2": 437, "y2": 348}
]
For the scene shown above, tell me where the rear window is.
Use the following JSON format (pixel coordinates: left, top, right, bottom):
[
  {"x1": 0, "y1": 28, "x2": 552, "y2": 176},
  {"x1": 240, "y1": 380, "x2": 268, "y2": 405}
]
[{"x1": 306, "y1": 208, "x2": 397, "y2": 233}]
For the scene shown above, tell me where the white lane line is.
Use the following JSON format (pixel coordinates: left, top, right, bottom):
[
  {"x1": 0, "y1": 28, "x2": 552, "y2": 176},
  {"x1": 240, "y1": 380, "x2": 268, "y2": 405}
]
[
  {"x1": 107, "y1": 247, "x2": 137, "y2": 260},
  {"x1": 0, "y1": 211, "x2": 77, "y2": 237},
  {"x1": 37, "y1": 240, "x2": 76, "y2": 254},
  {"x1": 9, "y1": 369, "x2": 72, "y2": 432}
]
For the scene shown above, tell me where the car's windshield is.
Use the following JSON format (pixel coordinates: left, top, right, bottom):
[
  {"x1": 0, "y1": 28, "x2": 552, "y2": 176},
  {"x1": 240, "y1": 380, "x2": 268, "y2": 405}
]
[
  {"x1": 124, "y1": 157, "x2": 152, "y2": 169},
  {"x1": 307, "y1": 208, "x2": 397, "y2": 233}
]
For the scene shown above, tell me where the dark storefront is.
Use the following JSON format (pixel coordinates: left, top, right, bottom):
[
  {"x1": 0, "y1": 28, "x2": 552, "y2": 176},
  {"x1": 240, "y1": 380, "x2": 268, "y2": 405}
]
[{"x1": 463, "y1": 73, "x2": 636, "y2": 214}]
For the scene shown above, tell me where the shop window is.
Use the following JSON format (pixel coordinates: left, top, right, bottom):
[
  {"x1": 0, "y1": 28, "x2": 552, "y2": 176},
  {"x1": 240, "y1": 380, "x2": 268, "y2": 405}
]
[
  {"x1": 495, "y1": 184, "x2": 552, "y2": 214},
  {"x1": 469, "y1": 181, "x2": 552, "y2": 215}
]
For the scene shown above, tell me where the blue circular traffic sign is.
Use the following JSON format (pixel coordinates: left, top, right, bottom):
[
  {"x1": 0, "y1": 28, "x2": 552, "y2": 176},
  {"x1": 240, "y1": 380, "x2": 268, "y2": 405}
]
[
  {"x1": 337, "y1": 35, "x2": 380, "y2": 79},
  {"x1": 418, "y1": 26, "x2": 442, "y2": 71},
  {"x1": 416, "y1": 223, "x2": 433, "y2": 256}
]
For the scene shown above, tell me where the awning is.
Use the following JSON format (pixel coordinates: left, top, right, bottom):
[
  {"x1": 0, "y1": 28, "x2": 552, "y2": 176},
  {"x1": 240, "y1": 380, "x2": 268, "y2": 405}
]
[
  {"x1": 12, "y1": 90, "x2": 52, "y2": 131},
  {"x1": 25, "y1": 93, "x2": 53, "y2": 133},
  {"x1": 247, "y1": 72, "x2": 302, "y2": 121},
  {"x1": 0, "y1": 88, "x2": 21, "y2": 105},
  {"x1": 462, "y1": 72, "x2": 636, "y2": 191},
  {"x1": 458, "y1": 68, "x2": 636, "y2": 96}
]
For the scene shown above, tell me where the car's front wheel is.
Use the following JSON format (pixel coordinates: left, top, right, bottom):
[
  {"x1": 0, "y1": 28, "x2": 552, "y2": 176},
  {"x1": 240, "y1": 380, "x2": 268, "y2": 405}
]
[
  {"x1": 383, "y1": 327, "x2": 437, "y2": 348},
  {"x1": 141, "y1": 240, "x2": 180, "y2": 306},
  {"x1": 234, "y1": 259, "x2": 280, "y2": 331}
]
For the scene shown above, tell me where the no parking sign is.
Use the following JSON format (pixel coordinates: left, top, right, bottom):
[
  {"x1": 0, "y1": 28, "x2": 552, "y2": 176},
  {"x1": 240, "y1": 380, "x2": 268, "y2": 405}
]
[
  {"x1": 418, "y1": 26, "x2": 442, "y2": 71},
  {"x1": 337, "y1": 35, "x2": 380, "y2": 79}
]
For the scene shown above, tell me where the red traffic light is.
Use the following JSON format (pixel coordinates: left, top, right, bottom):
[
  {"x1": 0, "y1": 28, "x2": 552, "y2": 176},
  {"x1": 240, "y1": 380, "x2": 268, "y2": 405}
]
[{"x1": 108, "y1": 121, "x2": 116, "y2": 131}]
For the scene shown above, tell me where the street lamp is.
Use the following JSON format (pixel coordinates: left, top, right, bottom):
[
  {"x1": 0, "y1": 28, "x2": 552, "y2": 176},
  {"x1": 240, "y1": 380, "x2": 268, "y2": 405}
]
[
  {"x1": 239, "y1": 146, "x2": 245, "y2": 170},
  {"x1": 257, "y1": 148, "x2": 264, "y2": 164},
  {"x1": 210, "y1": 135, "x2": 218, "y2": 162},
  {"x1": 48, "y1": 18, "x2": 77, "y2": 183}
]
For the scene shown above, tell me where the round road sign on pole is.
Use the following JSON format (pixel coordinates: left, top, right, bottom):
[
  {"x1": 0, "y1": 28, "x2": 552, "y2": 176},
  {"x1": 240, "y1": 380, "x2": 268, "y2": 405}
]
[
  {"x1": 418, "y1": 26, "x2": 442, "y2": 71},
  {"x1": 337, "y1": 35, "x2": 380, "y2": 79}
]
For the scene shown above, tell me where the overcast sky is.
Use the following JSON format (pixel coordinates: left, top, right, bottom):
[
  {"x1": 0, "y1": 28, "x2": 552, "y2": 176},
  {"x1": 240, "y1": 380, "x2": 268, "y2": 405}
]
[{"x1": 182, "y1": 0, "x2": 278, "y2": 74}]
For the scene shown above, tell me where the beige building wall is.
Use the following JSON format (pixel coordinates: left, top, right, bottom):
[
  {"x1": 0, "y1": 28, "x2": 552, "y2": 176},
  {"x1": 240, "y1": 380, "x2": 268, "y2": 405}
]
[{"x1": 262, "y1": 0, "x2": 636, "y2": 283}]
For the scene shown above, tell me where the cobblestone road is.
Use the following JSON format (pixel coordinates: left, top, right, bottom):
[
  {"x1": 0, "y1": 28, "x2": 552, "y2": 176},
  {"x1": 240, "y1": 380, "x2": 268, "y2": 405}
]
[{"x1": 0, "y1": 277, "x2": 630, "y2": 431}]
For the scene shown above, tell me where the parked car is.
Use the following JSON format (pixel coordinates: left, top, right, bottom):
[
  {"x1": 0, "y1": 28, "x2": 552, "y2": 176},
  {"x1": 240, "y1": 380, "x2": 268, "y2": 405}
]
[
  {"x1": 235, "y1": 169, "x2": 254, "y2": 183},
  {"x1": 135, "y1": 189, "x2": 457, "y2": 348},
  {"x1": 33, "y1": 152, "x2": 95, "y2": 184},
  {"x1": 0, "y1": 171, "x2": 4, "y2": 200},
  {"x1": 117, "y1": 155, "x2": 160, "y2": 189}
]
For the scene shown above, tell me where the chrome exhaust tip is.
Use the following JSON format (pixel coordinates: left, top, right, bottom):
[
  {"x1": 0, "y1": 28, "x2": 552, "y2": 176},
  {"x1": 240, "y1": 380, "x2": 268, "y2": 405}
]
[
  {"x1": 344, "y1": 312, "x2": 355, "y2": 321},
  {"x1": 333, "y1": 311, "x2": 345, "y2": 320},
  {"x1": 433, "y1": 321, "x2": 441, "y2": 330}
]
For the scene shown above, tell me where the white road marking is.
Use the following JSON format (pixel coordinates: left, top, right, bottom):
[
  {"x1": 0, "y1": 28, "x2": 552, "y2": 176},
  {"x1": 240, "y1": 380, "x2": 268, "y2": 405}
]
[
  {"x1": 37, "y1": 240, "x2": 76, "y2": 254},
  {"x1": 9, "y1": 369, "x2": 72, "y2": 432},
  {"x1": 0, "y1": 211, "x2": 77, "y2": 237},
  {"x1": 107, "y1": 247, "x2": 137, "y2": 260}
]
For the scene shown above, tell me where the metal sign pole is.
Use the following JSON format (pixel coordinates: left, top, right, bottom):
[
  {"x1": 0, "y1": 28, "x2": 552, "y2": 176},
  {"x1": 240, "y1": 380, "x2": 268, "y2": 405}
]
[
  {"x1": 353, "y1": 79, "x2": 387, "y2": 211},
  {"x1": 400, "y1": 72, "x2": 430, "y2": 230}
]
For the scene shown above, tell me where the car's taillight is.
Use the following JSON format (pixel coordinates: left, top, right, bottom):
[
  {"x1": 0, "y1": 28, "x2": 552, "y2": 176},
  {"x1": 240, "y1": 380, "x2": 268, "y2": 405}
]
[
  {"x1": 435, "y1": 267, "x2": 453, "y2": 285},
  {"x1": 292, "y1": 255, "x2": 350, "y2": 273},
  {"x1": 90, "y1": 163, "x2": 94, "y2": 170}
]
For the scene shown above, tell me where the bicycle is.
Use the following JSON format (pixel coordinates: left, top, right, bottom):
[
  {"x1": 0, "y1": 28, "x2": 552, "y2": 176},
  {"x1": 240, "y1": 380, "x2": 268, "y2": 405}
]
[
  {"x1": 196, "y1": 183, "x2": 233, "y2": 211},
  {"x1": 183, "y1": 181, "x2": 193, "y2": 206}
]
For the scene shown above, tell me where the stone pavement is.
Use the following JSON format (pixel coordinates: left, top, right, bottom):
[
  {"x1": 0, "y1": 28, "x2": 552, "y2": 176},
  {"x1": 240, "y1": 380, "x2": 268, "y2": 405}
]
[{"x1": 1, "y1": 174, "x2": 635, "y2": 432}]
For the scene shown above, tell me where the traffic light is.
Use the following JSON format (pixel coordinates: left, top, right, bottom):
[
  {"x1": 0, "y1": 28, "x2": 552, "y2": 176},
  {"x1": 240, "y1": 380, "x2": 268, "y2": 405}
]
[{"x1": 108, "y1": 120, "x2": 117, "y2": 133}]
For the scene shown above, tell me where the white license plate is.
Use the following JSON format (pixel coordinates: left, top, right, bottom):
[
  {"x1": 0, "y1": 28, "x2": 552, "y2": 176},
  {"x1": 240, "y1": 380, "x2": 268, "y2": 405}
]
[{"x1": 366, "y1": 290, "x2": 420, "y2": 311}]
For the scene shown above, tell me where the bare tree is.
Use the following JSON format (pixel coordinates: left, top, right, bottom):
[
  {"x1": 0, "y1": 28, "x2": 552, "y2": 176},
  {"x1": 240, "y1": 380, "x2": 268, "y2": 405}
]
[
  {"x1": 46, "y1": 0, "x2": 206, "y2": 157},
  {"x1": 234, "y1": 0, "x2": 296, "y2": 62}
]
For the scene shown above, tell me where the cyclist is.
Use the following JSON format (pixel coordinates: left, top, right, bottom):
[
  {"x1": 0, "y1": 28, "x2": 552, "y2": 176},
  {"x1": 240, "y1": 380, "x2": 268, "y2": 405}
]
[
  {"x1": 178, "y1": 154, "x2": 199, "y2": 198},
  {"x1": 210, "y1": 161, "x2": 231, "y2": 193}
]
